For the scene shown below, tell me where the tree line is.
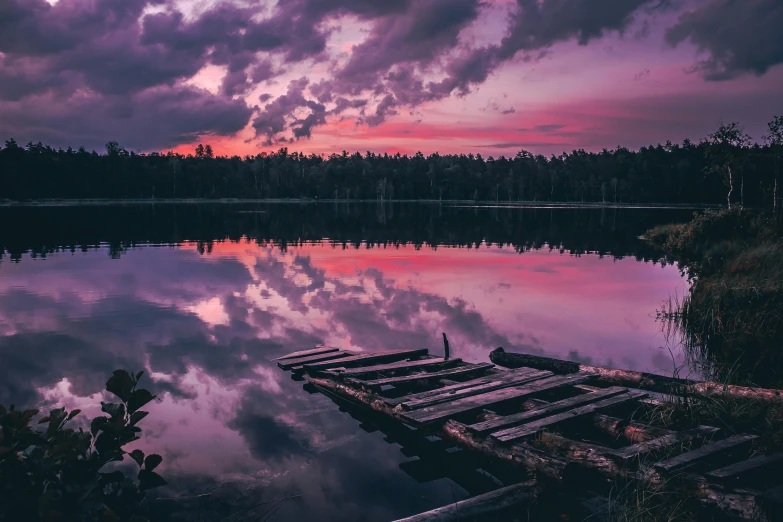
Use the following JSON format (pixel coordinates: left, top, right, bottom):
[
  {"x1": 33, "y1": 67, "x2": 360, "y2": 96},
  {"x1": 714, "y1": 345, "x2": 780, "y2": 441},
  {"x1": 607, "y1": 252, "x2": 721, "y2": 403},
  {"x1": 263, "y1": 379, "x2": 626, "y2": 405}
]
[{"x1": 1, "y1": 118, "x2": 781, "y2": 208}]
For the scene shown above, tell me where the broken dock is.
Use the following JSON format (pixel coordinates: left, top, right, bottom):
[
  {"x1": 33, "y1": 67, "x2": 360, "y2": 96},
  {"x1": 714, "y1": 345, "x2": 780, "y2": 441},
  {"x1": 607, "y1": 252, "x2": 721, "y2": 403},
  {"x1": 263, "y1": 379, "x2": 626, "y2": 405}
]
[{"x1": 275, "y1": 345, "x2": 783, "y2": 521}]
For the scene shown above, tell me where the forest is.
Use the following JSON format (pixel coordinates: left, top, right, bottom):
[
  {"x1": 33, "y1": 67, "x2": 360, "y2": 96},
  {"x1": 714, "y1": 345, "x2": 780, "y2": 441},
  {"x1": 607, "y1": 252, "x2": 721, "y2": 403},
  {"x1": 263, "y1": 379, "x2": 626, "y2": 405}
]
[{"x1": 1, "y1": 118, "x2": 782, "y2": 207}]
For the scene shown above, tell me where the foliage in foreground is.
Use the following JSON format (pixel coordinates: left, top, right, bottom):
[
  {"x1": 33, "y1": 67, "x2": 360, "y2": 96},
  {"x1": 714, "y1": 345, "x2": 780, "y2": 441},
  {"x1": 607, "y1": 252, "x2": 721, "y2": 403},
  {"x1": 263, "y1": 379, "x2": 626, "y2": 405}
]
[
  {"x1": 0, "y1": 370, "x2": 166, "y2": 522},
  {"x1": 648, "y1": 208, "x2": 783, "y2": 387}
]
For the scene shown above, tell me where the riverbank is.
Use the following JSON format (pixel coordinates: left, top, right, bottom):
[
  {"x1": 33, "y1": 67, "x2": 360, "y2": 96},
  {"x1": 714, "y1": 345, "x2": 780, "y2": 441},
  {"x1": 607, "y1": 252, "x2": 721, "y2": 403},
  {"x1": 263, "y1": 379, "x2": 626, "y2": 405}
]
[{"x1": 647, "y1": 208, "x2": 783, "y2": 387}]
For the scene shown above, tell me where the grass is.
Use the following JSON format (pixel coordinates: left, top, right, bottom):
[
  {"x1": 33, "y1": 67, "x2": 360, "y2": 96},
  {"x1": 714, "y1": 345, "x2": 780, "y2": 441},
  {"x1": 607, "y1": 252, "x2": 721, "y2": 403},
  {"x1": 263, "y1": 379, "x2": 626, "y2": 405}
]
[{"x1": 648, "y1": 208, "x2": 783, "y2": 388}]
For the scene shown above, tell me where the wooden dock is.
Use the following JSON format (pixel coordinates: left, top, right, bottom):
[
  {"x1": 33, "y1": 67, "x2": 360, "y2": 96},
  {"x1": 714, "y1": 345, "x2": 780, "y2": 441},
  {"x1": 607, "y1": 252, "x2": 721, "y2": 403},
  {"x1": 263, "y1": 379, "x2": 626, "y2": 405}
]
[{"x1": 276, "y1": 346, "x2": 783, "y2": 521}]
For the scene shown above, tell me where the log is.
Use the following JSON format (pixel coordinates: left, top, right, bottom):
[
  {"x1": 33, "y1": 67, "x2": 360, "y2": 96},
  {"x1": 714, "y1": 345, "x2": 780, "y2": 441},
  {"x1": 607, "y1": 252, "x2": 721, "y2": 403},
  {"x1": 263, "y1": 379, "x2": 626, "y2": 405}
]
[
  {"x1": 391, "y1": 481, "x2": 537, "y2": 522},
  {"x1": 490, "y1": 348, "x2": 783, "y2": 404},
  {"x1": 612, "y1": 425, "x2": 721, "y2": 461},
  {"x1": 305, "y1": 375, "x2": 766, "y2": 520},
  {"x1": 591, "y1": 414, "x2": 675, "y2": 443}
]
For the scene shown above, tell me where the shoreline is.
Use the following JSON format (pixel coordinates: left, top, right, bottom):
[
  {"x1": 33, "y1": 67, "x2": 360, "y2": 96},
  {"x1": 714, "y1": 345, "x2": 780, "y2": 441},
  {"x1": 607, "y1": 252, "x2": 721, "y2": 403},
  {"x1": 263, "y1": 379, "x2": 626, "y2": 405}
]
[{"x1": 0, "y1": 198, "x2": 720, "y2": 210}]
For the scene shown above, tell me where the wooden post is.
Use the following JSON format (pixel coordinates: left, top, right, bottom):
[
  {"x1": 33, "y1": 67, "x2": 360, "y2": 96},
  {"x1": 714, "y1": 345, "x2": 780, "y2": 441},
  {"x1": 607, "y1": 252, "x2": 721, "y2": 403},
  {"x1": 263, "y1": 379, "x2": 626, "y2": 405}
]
[{"x1": 490, "y1": 348, "x2": 783, "y2": 404}]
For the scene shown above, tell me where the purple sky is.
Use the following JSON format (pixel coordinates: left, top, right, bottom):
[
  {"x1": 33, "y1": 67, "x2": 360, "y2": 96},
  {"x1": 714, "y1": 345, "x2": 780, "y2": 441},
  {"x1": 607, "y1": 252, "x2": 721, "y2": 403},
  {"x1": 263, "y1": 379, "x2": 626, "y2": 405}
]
[{"x1": 0, "y1": 0, "x2": 781, "y2": 156}]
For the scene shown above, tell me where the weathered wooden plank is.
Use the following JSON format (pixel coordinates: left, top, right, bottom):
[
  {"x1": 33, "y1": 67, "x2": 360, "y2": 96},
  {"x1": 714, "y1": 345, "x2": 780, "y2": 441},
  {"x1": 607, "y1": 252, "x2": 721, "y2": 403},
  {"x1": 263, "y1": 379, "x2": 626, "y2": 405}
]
[
  {"x1": 612, "y1": 425, "x2": 721, "y2": 461},
  {"x1": 274, "y1": 346, "x2": 338, "y2": 361},
  {"x1": 385, "y1": 367, "x2": 543, "y2": 407},
  {"x1": 303, "y1": 348, "x2": 430, "y2": 372},
  {"x1": 491, "y1": 347, "x2": 783, "y2": 405},
  {"x1": 468, "y1": 387, "x2": 628, "y2": 434},
  {"x1": 401, "y1": 369, "x2": 553, "y2": 411},
  {"x1": 654, "y1": 434, "x2": 758, "y2": 473},
  {"x1": 491, "y1": 390, "x2": 647, "y2": 442},
  {"x1": 401, "y1": 372, "x2": 596, "y2": 426},
  {"x1": 391, "y1": 481, "x2": 537, "y2": 522},
  {"x1": 335, "y1": 358, "x2": 459, "y2": 378},
  {"x1": 278, "y1": 350, "x2": 355, "y2": 370},
  {"x1": 706, "y1": 452, "x2": 783, "y2": 482},
  {"x1": 362, "y1": 363, "x2": 494, "y2": 390}
]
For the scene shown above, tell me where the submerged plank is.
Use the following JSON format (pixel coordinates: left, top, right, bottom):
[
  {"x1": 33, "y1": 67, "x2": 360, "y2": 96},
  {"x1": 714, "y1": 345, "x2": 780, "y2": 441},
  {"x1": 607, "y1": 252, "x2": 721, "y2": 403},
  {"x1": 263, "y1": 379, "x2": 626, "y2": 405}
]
[
  {"x1": 274, "y1": 346, "x2": 338, "y2": 361},
  {"x1": 386, "y1": 367, "x2": 543, "y2": 407},
  {"x1": 391, "y1": 481, "x2": 537, "y2": 522},
  {"x1": 335, "y1": 358, "x2": 459, "y2": 378},
  {"x1": 303, "y1": 348, "x2": 429, "y2": 372},
  {"x1": 491, "y1": 390, "x2": 647, "y2": 442},
  {"x1": 401, "y1": 369, "x2": 553, "y2": 410},
  {"x1": 654, "y1": 434, "x2": 758, "y2": 473},
  {"x1": 468, "y1": 386, "x2": 628, "y2": 434},
  {"x1": 362, "y1": 363, "x2": 494, "y2": 390},
  {"x1": 401, "y1": 372, "x2": 596, "y2": 426},
  {"x1": 706, "y1": 452, "x2": 783, "y2": 482},
  {"x1": 278, "y1": 350, "x2": 355, "y2": 370}
]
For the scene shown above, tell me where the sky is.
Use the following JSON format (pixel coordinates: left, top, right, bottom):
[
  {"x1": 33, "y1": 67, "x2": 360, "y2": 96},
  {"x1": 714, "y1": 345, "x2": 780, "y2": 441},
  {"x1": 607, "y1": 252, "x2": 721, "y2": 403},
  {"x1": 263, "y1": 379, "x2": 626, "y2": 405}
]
[{"x1": 0, "y1": 0, "x2": 781, "y2": 157}]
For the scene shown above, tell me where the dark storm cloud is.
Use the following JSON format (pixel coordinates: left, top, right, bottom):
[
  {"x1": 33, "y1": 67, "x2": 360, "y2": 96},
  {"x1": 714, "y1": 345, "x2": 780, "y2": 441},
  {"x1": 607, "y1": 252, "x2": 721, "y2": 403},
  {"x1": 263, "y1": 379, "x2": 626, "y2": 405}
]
[
  {"x1": 253, "y1": 78, "x2": 328, "y2": 144},
  {"x1": 428, "y1": 0, "x2": 658, "y2": 99},
  {"x1": 0, "y1": 85, "x2": 252, "y2": 152},
  {"x1": 666, "y1": 0, "x2": 783, "y2": 81},
  {"x1": 2, "y1": 0, "x2": 754, "y2": 148}
]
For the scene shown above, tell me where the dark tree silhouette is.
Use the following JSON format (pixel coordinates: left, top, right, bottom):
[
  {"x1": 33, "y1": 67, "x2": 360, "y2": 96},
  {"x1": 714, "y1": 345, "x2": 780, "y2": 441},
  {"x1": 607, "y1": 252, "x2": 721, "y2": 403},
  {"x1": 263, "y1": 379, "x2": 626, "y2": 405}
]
[{"x1": 1, "y1": 118, "x2": 781, "y2": 207}]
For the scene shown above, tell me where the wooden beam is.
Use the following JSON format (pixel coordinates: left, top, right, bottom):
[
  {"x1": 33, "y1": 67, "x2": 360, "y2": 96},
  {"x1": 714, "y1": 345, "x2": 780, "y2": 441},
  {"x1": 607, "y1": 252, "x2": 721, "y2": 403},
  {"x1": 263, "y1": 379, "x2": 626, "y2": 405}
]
[
  {"x1": 304, "y1": 375, "x2": 765, "y2": 521},
  {"x1": 360, "y1": 363, "x2": 494, "y2": 390},
  {"x1": 400, "y1": 369, "x2": 553, "y2": 411},
  {"x1": 335, "y1": 358, "x2": 460, "y2": 378},
  {"x1": 468, "y1": 387, "x2": 628, "y2": 434},
  {"x1": 277, "y1": 350, "x2": 355, "y2": 370},
  {"x1": 384, "y1": 368, "x2": 536, "y2": 406},
  {"x1": 707, "y1": 452, "x2": 783, "y2": 482},
  {"x1": 274, "y1": 346, "x2": 338, "y2": 361},
  {"x1": 401, "y1": 373, "x2": 595, "y2": 426},
  {"x1": 491, "y1": 390, "x2": 647, "y2": 442},
  {"x1": 490, "y1": 347, "x2": 783, "y2": 404},
  {"x1": 303, "y1": 349, "x2": 429, "y2": 372},
  {"x1": 391, "y1": 481, "x2": 537, "y2": 522},
  {"x1": 654, "y1": 434, "x2": 758, "y2": 473},
  {"x1": 612, "y1": 425, "x2": 721, "y2": 461}
]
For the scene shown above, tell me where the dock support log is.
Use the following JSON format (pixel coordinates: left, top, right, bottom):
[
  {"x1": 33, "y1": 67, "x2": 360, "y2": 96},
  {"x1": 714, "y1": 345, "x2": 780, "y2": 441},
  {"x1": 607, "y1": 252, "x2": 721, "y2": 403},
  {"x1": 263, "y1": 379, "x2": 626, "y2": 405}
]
[
  {"x1": 490, "y1": 348, "x2": 783, "y2": 404},
  {"x1": 391, "y1": 481, "x2": 537, "y2": 522}
]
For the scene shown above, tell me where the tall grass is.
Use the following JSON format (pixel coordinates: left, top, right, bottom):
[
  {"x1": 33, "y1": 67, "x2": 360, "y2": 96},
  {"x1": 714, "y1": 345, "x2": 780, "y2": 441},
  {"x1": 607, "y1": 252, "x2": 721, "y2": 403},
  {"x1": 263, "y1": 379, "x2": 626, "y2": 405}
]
[{"x1": 649, "y1": 208, "x2": 783, "y2": 388}]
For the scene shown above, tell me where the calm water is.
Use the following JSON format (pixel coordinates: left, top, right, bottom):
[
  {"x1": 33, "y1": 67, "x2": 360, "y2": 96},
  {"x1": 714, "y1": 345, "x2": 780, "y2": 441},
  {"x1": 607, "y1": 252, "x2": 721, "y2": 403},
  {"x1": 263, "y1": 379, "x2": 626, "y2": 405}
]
[{"x1": 0, "y1": 203, "x2": 694, "y2": 521}]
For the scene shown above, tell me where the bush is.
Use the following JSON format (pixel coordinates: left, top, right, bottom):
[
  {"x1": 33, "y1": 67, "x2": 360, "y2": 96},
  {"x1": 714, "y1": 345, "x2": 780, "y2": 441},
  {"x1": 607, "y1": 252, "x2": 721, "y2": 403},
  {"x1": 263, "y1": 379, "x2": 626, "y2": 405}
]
[{"x1": 0, "y1": 370, "x2": 166, "y2": 522}]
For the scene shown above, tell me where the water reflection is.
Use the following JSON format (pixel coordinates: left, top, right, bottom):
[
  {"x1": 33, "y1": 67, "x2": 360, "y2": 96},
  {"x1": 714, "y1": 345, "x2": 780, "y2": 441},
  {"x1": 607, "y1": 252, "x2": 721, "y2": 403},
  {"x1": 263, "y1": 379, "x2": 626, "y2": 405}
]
[{"x1": 0, "y1": 204, "x2": 692, "y2": 520}]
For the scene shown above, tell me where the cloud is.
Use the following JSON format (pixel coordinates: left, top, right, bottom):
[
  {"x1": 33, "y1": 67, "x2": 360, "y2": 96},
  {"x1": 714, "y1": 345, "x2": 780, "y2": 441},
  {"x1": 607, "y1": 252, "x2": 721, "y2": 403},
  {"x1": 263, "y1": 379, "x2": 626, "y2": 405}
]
[
  {"x1": 2, "y1": 0, "x2": 775, "y2": 153},
  {"x1": 666, "y1": 0, "x2": 783, "y2": 81}
]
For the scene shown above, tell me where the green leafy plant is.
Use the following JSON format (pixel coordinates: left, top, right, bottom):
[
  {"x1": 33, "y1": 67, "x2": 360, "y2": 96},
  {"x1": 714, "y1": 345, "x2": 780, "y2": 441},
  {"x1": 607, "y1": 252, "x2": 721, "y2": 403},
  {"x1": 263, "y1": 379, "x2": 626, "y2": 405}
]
[{"x1": 0, "y1": 370, "x2": 166, "y2": 522}]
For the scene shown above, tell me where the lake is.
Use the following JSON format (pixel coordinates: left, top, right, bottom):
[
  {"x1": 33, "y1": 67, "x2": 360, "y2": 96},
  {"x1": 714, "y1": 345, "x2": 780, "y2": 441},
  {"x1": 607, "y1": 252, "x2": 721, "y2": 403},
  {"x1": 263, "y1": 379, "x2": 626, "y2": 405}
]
[{"x1": 0, "y1": 203, "x2": 695, "y2": 521}]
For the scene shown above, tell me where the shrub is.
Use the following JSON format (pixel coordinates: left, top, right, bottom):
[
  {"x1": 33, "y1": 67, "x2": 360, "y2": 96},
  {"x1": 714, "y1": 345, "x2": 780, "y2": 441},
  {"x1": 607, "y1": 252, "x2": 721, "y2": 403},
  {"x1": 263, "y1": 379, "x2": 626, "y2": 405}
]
[{"x1": 0, "y1": 370, "x2": 166, "y2": 522}]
